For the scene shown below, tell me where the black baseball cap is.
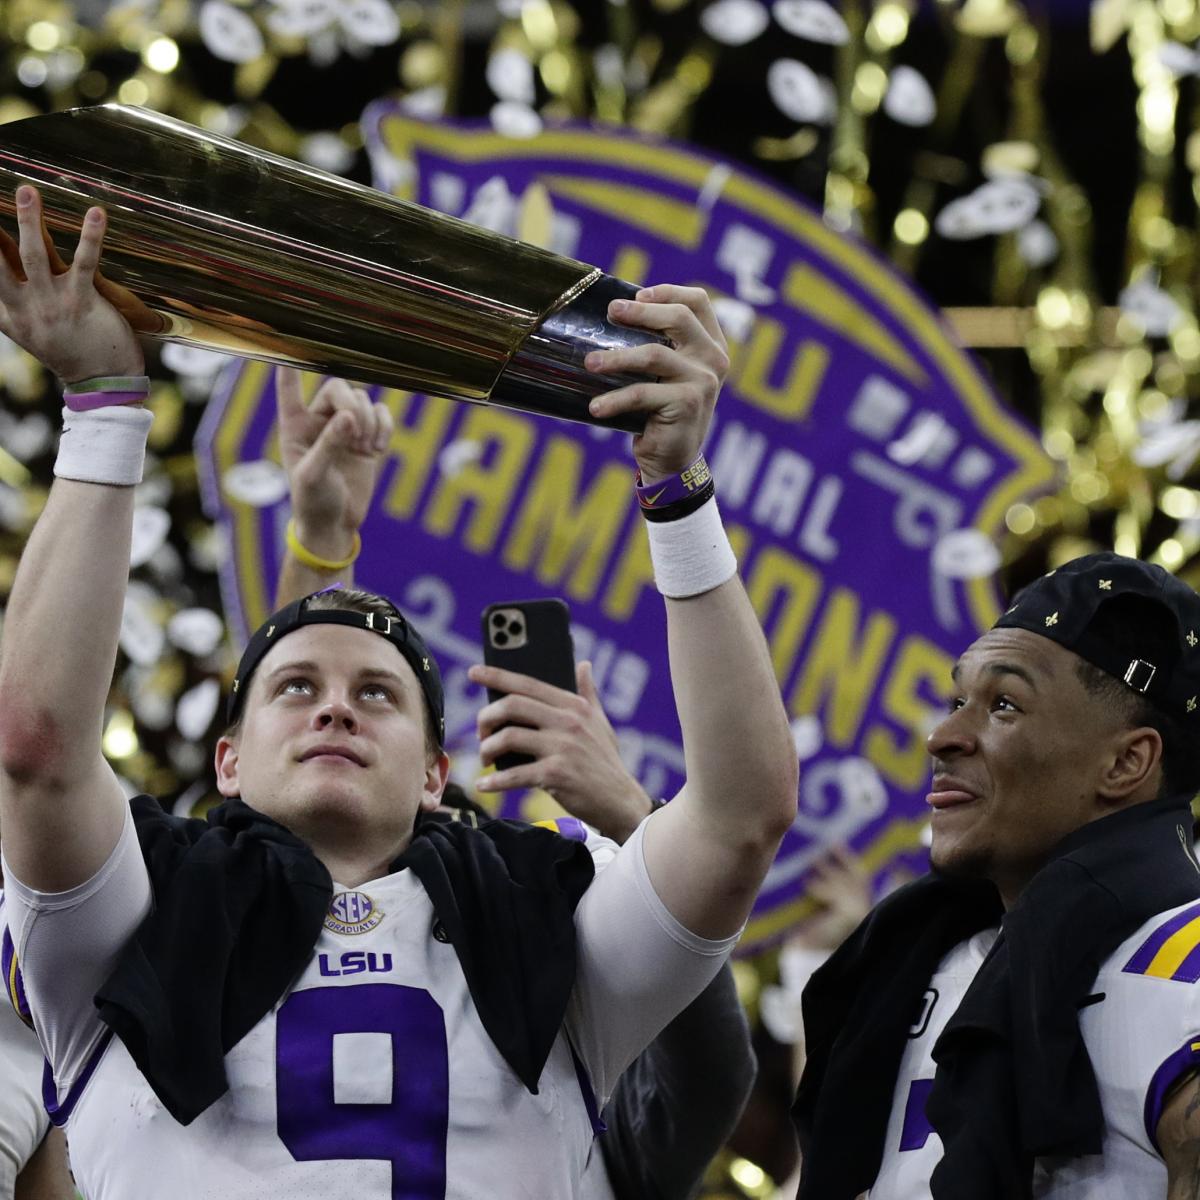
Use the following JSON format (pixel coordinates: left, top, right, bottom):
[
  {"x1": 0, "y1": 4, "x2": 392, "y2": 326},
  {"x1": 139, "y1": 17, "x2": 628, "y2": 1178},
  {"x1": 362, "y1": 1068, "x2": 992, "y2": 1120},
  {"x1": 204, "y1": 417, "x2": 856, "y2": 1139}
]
[
  {"x1": 994, "y1": 552, "x2": 1200, "y2": 719},
  {"x1": 227, "y1": 588, "x2": 445, "y2": 744}
]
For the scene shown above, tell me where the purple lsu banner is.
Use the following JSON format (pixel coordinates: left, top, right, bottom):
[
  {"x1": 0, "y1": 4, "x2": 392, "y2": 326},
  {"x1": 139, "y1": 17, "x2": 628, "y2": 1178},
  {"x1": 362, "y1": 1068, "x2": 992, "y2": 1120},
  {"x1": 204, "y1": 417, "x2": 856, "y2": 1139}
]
[{"x1": 196, "y1": 107, "x2": 1052, "y2": 954}]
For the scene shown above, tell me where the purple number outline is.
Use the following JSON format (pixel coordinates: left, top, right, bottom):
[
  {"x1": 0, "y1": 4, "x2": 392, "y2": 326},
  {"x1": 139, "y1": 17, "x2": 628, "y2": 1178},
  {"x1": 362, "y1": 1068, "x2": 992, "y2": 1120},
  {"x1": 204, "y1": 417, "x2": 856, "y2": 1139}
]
[{"x1": 276, "y1": 983, "x2": 449, "y2": 1199}]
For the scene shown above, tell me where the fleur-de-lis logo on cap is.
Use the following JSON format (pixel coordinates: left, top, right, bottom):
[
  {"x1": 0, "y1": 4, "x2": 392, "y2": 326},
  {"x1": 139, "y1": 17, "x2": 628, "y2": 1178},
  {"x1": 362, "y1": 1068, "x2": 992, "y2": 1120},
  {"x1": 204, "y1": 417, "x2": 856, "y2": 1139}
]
[
  {"x1": 1188, "y1": 696, "x2": 1197, "y2": 714},
  {"x1": 1045, "y1": 612, "x2": 1059, "y2": 627},
  {"x1": 1188, "y1": 631, "x2": 1198, "y2": 649},
  {"x1": 1099, "y1": 580, "x2": 1112, "y2": 590}
]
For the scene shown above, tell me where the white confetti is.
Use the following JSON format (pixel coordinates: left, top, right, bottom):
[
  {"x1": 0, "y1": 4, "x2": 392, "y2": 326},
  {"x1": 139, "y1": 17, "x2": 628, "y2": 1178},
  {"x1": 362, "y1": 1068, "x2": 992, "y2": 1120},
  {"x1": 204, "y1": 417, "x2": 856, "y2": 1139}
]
[
  {"x1": 1119, "y1": 275, "x2": 1185, "y2": 337},
  {"x1": 767, "y1": 58, "x2": 835, "y2": 124},
  {"x1": 130, "y1": 506, "x2": 171, "y2": 568},
  {"x1": 593, "y1": 44, "x2": 624, "y2": 89},
  {"x1": 299, "y1": 131, "x2": 355, "y2": 173},
  {"x1": 735, "y1": 270, "x2": 777, "y2": 305},
  {"x1": 489, "y1": 101, "x2": 543, "y2": 139},
  {"x1": 172, "y1": 780, "x2": 210, "y2": 818},
  {"x1": 120, "y1": 582, "x2": 165, "y2": 666},
  {"x1": 339, "y1": 0, "x2": 401, "y2": 46},
  {"x1": 0, "y1": 484, "x2": 25, "y2": 531},
  {"x1": 932, "y1": 529, "x2": 1001, "y2": 580},
  {"x1": 221, "y1": 459, "x2": 289, "y2": 507},
  {"x1": 712, "y1": 296, "x2": 757, "y2": 343},
  {"x1": 0, "y1": 412, "x2": 52, "y2": 461},
  {"x1": 838, "y1": 757, "x2": 887, "y2": 813},
  {"x1": 883, "y1": 65, "x2": 936, "y2": 127},
  {"x1": 759, "y1": 984, "x2": 804, "y2": 1045},
  {"x1": 1017, "y1": 219, "x2": 1059, "y2": 268},
  {"x1": 189, "y1": 524, "x2": 227, "y2": 573},
  {"x1": 701, "y1": 0, "x2": 770, "y2": 45},
  {"x1": 772, "y1": 0, "x2": 849, "y2": 44},
  {"x1": 306, "y1": 27, "x2": 340, "y2": 67},
  {"x1": 790, "y1": 715, "x2": 823, "y2": 761},
  {"x1": 1158, "y1": 41, "x2": 1200, "y2": 77},
  {"x1": 161, "y1": 343, "x2": 232, "y2": 377},
  {"x1": 1133, "y1": 419, "x2": 1200, "y2": 480},
  {"x1": 148, "y1": 541, "x2": 184, "y2": 585},
  {"x1": 266, "y1": 0, "x2": 336, "y2": 37},
  {"x1": 367, "y1": 145, "x2": 416, "y2": 193},
  {"x1": 438, "y1": 439, "x2": 484, "y2": 478},
  {"x1": 934, "y1": 177, "x2": 1040, "y2": 239},
  {"x1": 177, "y1": 679, "x2": 221, "y2": 741},
  {"x1": 167, "y1": 608, "x2": 226, "y2": 657},
  {"x1": 486, "y1": 47, "x2": 536, "y2": 104},
  {"x1": 198, "y1": 0, "x2": 265, "y2": 63},
  {"x1": 400, "y1": 86, "x2": 447, "y2": 118},
  {"x1": 462, "y1": 176, "x2": 517, "y2": 234},
  {"x1": 132, "y1": 686, "x2": 175, "y2": 732}
]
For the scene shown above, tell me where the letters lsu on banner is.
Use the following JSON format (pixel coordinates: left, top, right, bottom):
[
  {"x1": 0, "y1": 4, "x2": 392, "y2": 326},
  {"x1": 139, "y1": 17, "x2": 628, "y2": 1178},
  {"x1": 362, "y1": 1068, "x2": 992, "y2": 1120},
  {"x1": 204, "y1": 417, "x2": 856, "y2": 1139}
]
[{"x1": 196, "y1": 108, "x2": 1052, "y2": 955}]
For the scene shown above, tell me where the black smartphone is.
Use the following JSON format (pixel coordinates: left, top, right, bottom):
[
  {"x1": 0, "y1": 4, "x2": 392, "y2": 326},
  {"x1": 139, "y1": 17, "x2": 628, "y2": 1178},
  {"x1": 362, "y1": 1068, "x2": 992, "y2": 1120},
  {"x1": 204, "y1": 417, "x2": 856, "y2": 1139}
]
[{"x1": 481, "y1": 598, "x2": 577, "y2": 773}]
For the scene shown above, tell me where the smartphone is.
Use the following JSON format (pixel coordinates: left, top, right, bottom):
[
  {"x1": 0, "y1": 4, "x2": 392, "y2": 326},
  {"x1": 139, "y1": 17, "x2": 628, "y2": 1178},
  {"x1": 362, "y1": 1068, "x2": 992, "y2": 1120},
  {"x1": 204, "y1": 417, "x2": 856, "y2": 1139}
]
[{"x1": 481, "y1": 598, "x2": 577, "y2": 773}]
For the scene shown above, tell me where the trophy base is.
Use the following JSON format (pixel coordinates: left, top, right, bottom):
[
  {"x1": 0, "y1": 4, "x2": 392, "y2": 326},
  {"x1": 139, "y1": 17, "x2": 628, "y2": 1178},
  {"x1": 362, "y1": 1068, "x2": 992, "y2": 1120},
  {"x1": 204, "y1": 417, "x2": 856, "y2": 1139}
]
[{"x1": 490, "y1": 275, "x2": 665, "y2": 434}]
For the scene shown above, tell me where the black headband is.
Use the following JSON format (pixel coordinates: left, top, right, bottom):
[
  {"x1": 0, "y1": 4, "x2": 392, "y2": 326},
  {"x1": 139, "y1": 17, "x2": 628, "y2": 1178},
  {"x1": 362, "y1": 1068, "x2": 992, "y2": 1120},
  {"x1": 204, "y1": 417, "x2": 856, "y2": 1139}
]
[{"x1": 227, "y1": 591, "x2": 445, "y2": 744}]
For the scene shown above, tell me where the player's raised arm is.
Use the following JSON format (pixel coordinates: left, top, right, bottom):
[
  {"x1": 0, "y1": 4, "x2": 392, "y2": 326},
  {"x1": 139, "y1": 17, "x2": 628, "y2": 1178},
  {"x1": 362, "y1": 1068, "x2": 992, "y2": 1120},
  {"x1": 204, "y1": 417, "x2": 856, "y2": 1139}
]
[
  {"x1": 273, "y1": 367, "x2": 393, "y2": 606},
  {"x1": 0, "y1": 186, "x2": 147, "y2": 892},
  {"x1": 478, "y1": 285, "x2": 798, "y2": 940}
]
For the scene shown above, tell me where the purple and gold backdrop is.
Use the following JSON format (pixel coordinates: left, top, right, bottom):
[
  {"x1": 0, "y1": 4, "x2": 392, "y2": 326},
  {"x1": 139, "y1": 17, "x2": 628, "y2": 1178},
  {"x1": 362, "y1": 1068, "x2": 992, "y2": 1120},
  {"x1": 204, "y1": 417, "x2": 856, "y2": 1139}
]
[{"x1": 196, "y1": 110, "x2": 1052, "y2": 953}]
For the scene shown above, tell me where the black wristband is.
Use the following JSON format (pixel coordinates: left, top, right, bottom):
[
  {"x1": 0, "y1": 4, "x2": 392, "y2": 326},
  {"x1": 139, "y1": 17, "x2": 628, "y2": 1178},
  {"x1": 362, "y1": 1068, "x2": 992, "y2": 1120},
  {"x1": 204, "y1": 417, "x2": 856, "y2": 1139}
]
[{"x1": 639, "y1": 477, "x2": 716, "y2": 523}]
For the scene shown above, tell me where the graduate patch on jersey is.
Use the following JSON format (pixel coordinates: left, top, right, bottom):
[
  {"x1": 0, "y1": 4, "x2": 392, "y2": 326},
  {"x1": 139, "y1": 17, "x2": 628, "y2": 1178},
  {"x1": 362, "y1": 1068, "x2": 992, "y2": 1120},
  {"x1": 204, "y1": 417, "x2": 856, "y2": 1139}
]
[
  {"x1": 324, "y1": 890, "x2": 384, "y2": 935},
  {"x1": 1123, "y1": 901, "x2": 1200, "y2": 983}
]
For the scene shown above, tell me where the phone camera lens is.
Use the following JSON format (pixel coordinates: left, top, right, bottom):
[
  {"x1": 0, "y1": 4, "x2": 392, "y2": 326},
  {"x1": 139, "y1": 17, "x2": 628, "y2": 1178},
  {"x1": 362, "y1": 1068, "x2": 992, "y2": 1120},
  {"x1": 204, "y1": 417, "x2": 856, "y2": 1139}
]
[
  {"x1": 494, "y1": 631, "x2": 509, "y2": 646},
  {"x1": 508, "y1": 618, "x2": 524, "y2": 636},
  {"x1": 491, "y1": 612, "x2": 506, "y2": 628}
]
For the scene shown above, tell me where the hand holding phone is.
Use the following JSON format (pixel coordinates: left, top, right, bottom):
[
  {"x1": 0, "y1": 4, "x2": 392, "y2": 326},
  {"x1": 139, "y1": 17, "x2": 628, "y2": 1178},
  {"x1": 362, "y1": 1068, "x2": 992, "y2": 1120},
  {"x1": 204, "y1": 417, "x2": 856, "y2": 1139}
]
[{"x1": 480, "y1": 598, "x2": 576, "y2": 773}]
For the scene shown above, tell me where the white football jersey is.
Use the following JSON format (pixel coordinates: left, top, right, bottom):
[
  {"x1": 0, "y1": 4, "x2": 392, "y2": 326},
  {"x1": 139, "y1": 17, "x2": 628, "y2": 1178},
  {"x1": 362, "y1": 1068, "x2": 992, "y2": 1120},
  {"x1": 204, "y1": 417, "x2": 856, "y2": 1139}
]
[
  {"x1": 870, "y1": 899, "x2": 1200, "y2": 1198},
  {"x1": 3, "y1": 809, "x2": 734, "y2": 1200},
  {"x1": 0, "y1": 893, "x2": 50, "y2": 1196}
]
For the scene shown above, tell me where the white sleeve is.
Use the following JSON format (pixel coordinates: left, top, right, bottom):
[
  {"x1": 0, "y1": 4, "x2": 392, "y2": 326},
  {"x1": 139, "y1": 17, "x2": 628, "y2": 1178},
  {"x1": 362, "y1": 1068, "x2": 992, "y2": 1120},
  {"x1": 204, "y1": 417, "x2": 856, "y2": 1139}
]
[
  {"x1": 1, "y1": 804, "x2": 152, "y2": 1103},
  {"x1": 566, "y1": 813, "x2": 740, "y2": 1102},
  {"x1": 0, "y1": 998, "x2": 50, "y2": 1190}
]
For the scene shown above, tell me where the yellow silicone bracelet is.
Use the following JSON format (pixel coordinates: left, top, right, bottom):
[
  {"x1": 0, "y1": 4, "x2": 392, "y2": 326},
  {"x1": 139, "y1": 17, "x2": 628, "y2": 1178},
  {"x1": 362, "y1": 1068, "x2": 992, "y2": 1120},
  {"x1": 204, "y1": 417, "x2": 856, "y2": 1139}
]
[{"x1": 285, "y1": 518, "x2": 361, "y2": 572}]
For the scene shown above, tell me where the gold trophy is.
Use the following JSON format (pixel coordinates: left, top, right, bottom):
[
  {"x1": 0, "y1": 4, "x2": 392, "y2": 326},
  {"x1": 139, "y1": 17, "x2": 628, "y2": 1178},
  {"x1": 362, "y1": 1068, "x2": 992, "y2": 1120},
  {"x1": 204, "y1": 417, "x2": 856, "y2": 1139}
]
[{"x1": 0, "y1": 104, "x2": 660, "y2": 431}]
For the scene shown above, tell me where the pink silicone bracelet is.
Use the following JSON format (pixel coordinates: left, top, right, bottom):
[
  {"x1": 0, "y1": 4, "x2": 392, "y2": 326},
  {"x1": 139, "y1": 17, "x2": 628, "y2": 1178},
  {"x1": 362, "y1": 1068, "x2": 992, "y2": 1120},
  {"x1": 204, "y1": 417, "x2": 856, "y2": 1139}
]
[{"x1": 63, "y1": 391, "x2": 148, "y2": 412}]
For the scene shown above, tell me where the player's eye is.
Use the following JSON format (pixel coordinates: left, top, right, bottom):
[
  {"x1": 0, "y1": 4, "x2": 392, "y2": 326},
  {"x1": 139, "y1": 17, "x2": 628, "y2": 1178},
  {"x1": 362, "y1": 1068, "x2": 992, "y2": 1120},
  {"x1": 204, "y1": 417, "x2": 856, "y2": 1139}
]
[
  {"x1": 281, "y1": 677, "x2": 314, "y2": 696},
  {"x1": 947, "y1": 696, "x2": 966, "y2": 713},
  {"x1": 360, "y1": 683, "x2": 393, "y2": 703},
  {"x1": 992, "y1": 694, "x2": 1020, "y2": 713}
]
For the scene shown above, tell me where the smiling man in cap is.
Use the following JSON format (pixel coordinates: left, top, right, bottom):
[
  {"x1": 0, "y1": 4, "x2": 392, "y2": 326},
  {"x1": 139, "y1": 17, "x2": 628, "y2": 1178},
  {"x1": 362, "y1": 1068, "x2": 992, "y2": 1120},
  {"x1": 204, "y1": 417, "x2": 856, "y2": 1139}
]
[{"x1": 795, "y1": 552, "x2": 1200, "y2": 1199}]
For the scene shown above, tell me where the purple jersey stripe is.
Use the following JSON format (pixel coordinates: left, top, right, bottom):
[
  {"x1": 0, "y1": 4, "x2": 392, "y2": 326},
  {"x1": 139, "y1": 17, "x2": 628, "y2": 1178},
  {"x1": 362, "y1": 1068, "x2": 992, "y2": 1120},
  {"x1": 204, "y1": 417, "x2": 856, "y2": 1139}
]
[
  {"x1": 569, "y1": 1042, "x2": 607, "y2": 1136},
  {"x1": 1175, "y1": 939, "x2": 1200, "y2": 984},
  {"x1": 1124, "y1": 902, "x2": 1200, "y2": 975},
  {"x1": 554, "y1": 817, "x2": 588, "y2": 843},
  {"x1": 42, "y1": 1031, "x2": 113, "y2": 1128},
  {"x1": 1145, "y1": 1037, "x2": 1200, "y2": 1151},
  {"x1": 1, "y1": 927, "x2": 30, "y2": 1025}
]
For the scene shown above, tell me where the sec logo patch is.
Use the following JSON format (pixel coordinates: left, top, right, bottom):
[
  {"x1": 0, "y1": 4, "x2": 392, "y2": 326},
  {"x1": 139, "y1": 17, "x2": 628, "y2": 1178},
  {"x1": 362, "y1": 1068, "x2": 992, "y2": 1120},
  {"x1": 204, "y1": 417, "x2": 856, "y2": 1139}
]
[{"x1": 325, "y1": 890, "x2": 384, "y2": 935}]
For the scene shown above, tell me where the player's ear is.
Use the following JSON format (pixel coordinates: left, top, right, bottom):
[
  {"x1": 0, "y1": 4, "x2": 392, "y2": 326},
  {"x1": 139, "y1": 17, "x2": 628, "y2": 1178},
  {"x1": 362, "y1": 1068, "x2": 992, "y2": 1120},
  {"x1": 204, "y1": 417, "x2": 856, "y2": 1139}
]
[
  {"x1": 420, "y1": 751, "x2": 451, "y2": 813},
  {"x1": 214, "y1": 734, "x2": 241, "y2": 798}
]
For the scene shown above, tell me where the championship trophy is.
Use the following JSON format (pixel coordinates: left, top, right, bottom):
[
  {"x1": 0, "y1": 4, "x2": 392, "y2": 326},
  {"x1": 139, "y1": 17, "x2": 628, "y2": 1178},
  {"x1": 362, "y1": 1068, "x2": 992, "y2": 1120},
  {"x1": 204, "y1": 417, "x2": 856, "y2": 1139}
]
[{"x1": 0, "y1": 104, "x2": 663, "y2": 432}]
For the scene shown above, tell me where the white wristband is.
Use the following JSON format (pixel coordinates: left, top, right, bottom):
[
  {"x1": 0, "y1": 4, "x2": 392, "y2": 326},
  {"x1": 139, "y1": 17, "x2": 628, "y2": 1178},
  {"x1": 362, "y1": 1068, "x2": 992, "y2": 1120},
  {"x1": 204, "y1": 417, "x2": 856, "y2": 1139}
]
[
  {"x1": 54, "y1": 405, "x2": 154, "y2": 486},
  {"x1": 645, "y1": 496, "x2": 738, "y2": 598}
]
